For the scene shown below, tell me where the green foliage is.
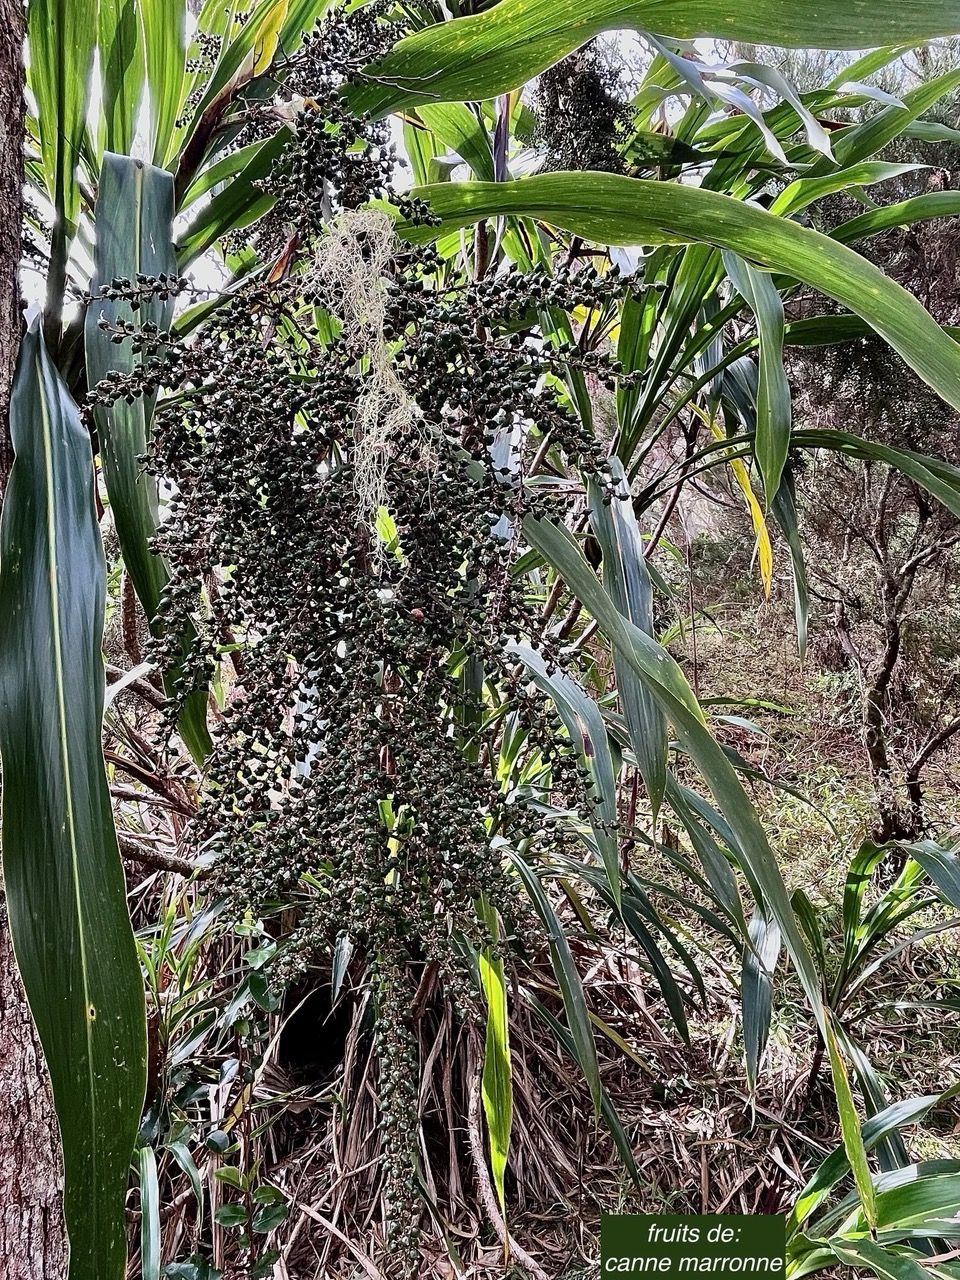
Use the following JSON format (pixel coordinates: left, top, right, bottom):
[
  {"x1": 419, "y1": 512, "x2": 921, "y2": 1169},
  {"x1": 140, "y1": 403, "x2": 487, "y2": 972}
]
[
  {"x1": 351, "y1": 0, "x2": 960, "y2": 117},
  {"x1": 85, "y1": 153, "x2": 210, "y2": 760},
  {"x1": 0, "y1": 322, "x2": 146, "y2": 1280},
  {"x1": 13, "y1": 1, "x2": 960, "y2": 1275}
]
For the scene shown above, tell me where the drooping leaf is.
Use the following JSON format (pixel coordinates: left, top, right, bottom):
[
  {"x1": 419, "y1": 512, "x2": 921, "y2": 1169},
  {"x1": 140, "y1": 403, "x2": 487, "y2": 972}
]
[
  {"x1": 351, "y1": 0, "x2": 960, "y2": 118},
  {"x1": 511, "y1": 852, "x2": 602, "y2": 1113},
  {"x1": 770, "y1": 162, "x2": 923, "y2": 218},
  {"x1": 722, "y1": 251, "x2": 791, "y2": 504},
  {"x1": 832, "y1": 192, "x2": 960, "y2": 246},
  {"x1": 666, "y1": 778, "x2": 748, "y2": 935},
  {"x1": 906, "y1": 839, "x2": 960, "y2": 910},
  {"x1": 396, "y1": 174, "x2": 960, "y2": 423},
  {"x1": 0, "y1": 319, "x2": 147, "y2": 1280},
  {"x1": 586, "y1": 460, "x2": 668, "y2": 818},
  {"x1": 788, "y1": 1089, "x2": 960, "y2": 1236},
  {"x1": 509, "y1": 642, "x2": 621, "y2": 906},
  {"x1": 524, "y1": 990, "x2": 640, "y2": 1187},
  {"x1": 793, "y1": 429, "x2": 960, "y2": 519},
  {"x1": 522, "y1": 513, "x2": 877, "y2": 1225},
  {"x1": 741, "y1": 909, "x2": 781, "y2": 1092},
  {"x1": 770, "y1": 468, "x2": 810, "y2": 659},
  {"x1": 695, "y1": 396, "x2": 773, "y2": 595},
  {"x1": 825, "y1": 70, "x2": 960, "y2": 171}
]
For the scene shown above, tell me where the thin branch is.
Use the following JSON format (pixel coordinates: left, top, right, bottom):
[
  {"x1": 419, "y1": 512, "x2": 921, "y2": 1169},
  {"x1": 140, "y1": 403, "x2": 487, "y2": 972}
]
[{"x1": 117, "y1": 834, "x2": 201, "y2": 878}]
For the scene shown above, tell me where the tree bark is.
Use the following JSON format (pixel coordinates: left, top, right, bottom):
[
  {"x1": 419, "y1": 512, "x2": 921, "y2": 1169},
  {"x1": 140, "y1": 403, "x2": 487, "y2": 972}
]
[
  {"x1": 0, "y1": 0, "x2": 23, "y2": 496},
  {"x1": 0, "y1": 911, "x2": 67, "y2": 1280},
  {"x1": 0, "y1": 4, "x2": 68, "y2": 1276}
]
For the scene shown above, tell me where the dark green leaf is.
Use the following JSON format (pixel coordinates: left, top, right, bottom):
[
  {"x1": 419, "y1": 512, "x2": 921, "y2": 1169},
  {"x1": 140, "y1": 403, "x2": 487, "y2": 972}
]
[
  {"x1": 741, "y1": 910, "x2": 781, "y2": 1092},
  {"x1": 586, "y1": 460, "x2": 667, "y2": 817},
  {"x1": 85, "y1": 153, "x2": 211, "y2": 760},
  {"x1": 511, "y1": 853, "x2": 602, "y2": 1113},
  {"x1": 0, "y1": 320, "x2": 147, "y2": 1280},
  {"x1": 509, "y1": 642, "x2": 621, "y2": 905},
  {"x1": 214, "y1": 1204, "x2": 248, "y2": 1228}
]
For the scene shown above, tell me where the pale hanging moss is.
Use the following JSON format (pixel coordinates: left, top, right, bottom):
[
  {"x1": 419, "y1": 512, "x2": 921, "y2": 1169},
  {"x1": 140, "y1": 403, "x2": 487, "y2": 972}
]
[{"x1": 309, "y1": 208, "x2": 431, "y2": 567}]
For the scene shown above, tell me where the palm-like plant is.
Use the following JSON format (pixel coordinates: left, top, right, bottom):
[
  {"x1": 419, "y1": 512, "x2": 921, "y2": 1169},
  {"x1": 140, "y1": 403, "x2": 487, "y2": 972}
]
[{"x1": 4, "y1": 3, "x2": 960, "y2": 1277}]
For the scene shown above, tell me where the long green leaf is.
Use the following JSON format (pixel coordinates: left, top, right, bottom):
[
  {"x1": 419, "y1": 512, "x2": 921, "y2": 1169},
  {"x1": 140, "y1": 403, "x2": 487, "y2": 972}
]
[
  {"x1": 789, "y1": 1091, "x2": 958, "y2": 1236},
  {"x1": 86, "y1": 155, "x2": 172, "y2": 629},
  {"x1": 874, "y1": 1172, "x2": 960, "y2": 1237},
  {"x1": 770, "y1": 469, "x2": 810, "y2": 659},
  {"x1": 509, "y1": 642, "x2": 621, "y2": 905},
  {"x1": 770, "y1": 162, "x2": 923, "y2": 218},
  {"x1": 26, "y1": 0, "x2": 98, "y2": 324},
  {"x1": 832, "y1": 192, "x2": 960, "y2": 246},
  {"x1": 139, "y1": 1145, "x2": 161, "y2": 1280},
  {"x1": 522, "y1": 513, "x2": 878, "y2": 1226},
  {"x1": 0, "y1": 319, "x2": 147, "y2": 1280},
  {"x1": 176, "y1": 132, "x2": 286, "y2": 268},
  {"x1": 140, "y1": 0, "x2": 187, "y2": 166},
  {"x1": 396, "y1": 174, "x2": 960, "y2": 422},
  {"x1": 793, "y1": 429, "x2": 960, "y2": 519},
  {"x1": 826, "y1": 71, "x2": 960, "y2": 171},
  {"x1": 906, "y1": 840, "x2": 960, "y2": 910},
  {"x1": 351, "y1": 1, "x2": 960, "y2": 118},
  {"x1": 666, "y1": 778, "x2": 748, "y2": 935},
  {"x1": 742, "y1": 909, "x2": 781, "y2": 1092},
  {"x1": 97, "y1": 0, "x2": 146, "y2": 158},
  {"x1": 511, "y1": 852, "x2": 602, "y2": 1113},
  {"x1": 722, "y1": 251, "x2": 791, "y2": 504},
  {"x1": 85, "y1": 153, "x2": 211, "y2": 761},
  {"x1": 586, "y1": 461, "x2": 667, "y2": 817},
  {"x1": 478, "y1": 897, "x2": 513, "y2": 1217},
  {"x1": 524, "y1": 990, "x2": 640, "y2": 1186},
  {"x1": 825, "y1": 1239, "x2": 931, "y2": 1280}
]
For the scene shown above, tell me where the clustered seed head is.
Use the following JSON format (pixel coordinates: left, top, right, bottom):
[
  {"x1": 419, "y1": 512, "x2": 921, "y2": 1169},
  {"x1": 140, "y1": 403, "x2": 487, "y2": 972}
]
[
  {"x1": 534, "y1": 41, "x2": 633, "y2": 175},
  {"x1": 91, "y1": 8, "x2": 642, "y2": 1266}
]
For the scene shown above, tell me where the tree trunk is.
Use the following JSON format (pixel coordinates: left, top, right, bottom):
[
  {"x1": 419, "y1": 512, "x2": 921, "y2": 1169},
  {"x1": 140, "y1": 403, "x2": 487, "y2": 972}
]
[
  {"x1": 0, "y1": 0, "x2": 22, "y2": 495},
  {"x1": 0, "y1": 911, "x2": 67, "y2": 1279},
  {"x1": 0, "y1": 5, "x2": 68, "y2": 1276}
]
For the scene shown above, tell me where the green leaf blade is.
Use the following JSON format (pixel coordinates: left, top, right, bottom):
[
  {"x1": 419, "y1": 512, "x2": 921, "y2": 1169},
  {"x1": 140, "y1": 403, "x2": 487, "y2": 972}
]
[
  {"x1": 586, "y1": 461, "x2": 668, "y2": 817},
  {"x1": 722, "y1": 251, "x2": 791, "y2": 504},
  {"x1": 398, "y1": 174, "x2": 960, "y2": 426},
  {"x1": 478, "y1": 900, "x2": 513, "y2": 1218},
  {"x1": 0, "y1": 320, "x2": 147, "y2": 1280},
  {"x1": 85, "y1": 153, "x2": 211, "y2": 761},
  {"x1": 351, "y1": 0, "x2": 960, "y2": 119}
]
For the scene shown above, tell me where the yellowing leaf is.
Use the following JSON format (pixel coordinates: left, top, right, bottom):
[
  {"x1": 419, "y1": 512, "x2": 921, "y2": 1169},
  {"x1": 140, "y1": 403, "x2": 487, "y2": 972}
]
[
  {"x1": 697, "y1": 406, "x2": 773, "y2": 596},
  {"x1": 252, "y1": 0, "x2": 289, "y2": 75}
]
